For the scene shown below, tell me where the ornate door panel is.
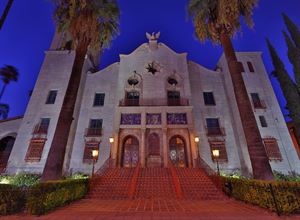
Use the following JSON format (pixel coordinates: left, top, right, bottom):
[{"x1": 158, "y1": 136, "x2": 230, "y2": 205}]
[
  {"x1": 169, "y1": 136, "x2": 187, "y2": 167},
  {"x1": 122, "y1": 136, "x2": 139, "y2": 167},
  {"x1": 148, "y1": 133, "x2": 160, "y2": 156}
]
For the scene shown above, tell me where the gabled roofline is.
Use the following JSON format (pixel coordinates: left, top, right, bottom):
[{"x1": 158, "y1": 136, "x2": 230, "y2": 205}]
[{"x1": 0, "y1": 116, "x2": 23, "y2": 123}]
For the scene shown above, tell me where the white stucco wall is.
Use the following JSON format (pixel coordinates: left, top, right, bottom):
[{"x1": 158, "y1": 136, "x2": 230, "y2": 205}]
[
  {"x1": 218, "y1": 52, "x2": 300, "y2": 174},
  {"x1": 0, "y1": 117, "x2": 23, "y2": 139},
  {"x1": 6, "y1": 51, "x2": 76, "y2": 174},
  {"x1": 69, "y1": 63, "x2": 119, "y2": 174}
]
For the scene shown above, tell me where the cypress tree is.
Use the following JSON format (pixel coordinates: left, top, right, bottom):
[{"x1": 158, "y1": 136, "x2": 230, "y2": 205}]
[
  {"x1": 266, "y1": 38, "x2": 300, "y2": 143},
  {"x1": 283, "y1": 13, "x2": 300, "y2": 50},
  {"x1": 282, "y1": 30, "x2": 300, "y2": 93}
]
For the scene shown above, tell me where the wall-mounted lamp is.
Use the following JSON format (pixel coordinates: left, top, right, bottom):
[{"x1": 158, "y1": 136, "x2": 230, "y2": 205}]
[
  {"x1": 212, "y1": 149, "x2": 220, "y2": 175},
  {"x1": 91, "y1": 149, "x2": 99, "y2": 177},
  {"x1": 109, "y1": 137, "x2": 114, "y2": 143},
  {"x1": 212, "y1": 149, "x2": 220, "y2": 158},
  {"x1": 194, "y1": 136, "x2": 200, "y2": 143}
]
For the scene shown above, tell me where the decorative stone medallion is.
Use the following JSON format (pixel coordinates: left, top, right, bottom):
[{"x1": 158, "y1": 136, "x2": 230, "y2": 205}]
[{"x1": 146, "y1": 61, "x2": 161, "y2": 75}]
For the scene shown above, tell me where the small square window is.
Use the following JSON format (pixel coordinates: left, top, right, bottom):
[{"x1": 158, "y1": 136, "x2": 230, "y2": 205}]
[
  {"x1": 259, "y1": 116, "x2": 268, "y2": 127},
  {"x1": 263, "y1": 138, "x2": 282, "y2": 161},
  {"x1": 203, "y1": 92, "x2": 216, "y2": 106},
  {"x1": 40, "y1": 118, "x2": 50, "y2": 128},
  {"x1": 238, "y1": 62, "x2": 245, "y2": 72},
  {"x1": 89, "y1": 119, "x2": 103, "y2": 129},
  {"x1": 167, "y1": 91, "x2": 180, "y2": 99},
  {"x1": 210, "y1": 141, "x2": 228, "y2": 162},
  {"x1": 206, "y1": 118, "x2": 224, "y2": 136},
  {"x1": 46, "y1": 90, "x2": 57, "y2": 104},
  {"x1": 206, "y1": 118, "x2": 220, "y2": 128},
  {"x1": 25, "y1": 139, "x2": 46, "y2": 162},
  {"x1": 93, "y1": 93, "x2": 105, "y2": 106},
  {"x1": 83, "y1": 141, "x2": 99, "y2": 163},
  {"x1": 247, "y1": 62, "x2": 255, "y2": 72}
]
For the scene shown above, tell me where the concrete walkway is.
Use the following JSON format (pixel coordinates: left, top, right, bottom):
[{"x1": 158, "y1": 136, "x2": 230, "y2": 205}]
[{"x1": 2, "y1": 198, "x2": 300, "y2": 220}]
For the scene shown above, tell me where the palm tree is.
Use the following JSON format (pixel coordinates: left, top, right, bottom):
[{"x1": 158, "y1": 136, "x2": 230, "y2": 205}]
[
  {"x1": 0, "y1": 65, "x2": 19, "y2": 100},
  {"x1": 41, "y1": 0, "x2": 120, "y2": 181},
  {"x1": 0, "y1": 0, "x2": 14, "y2": 30},
  {"x1": 188, "y1": 0, "x2": 273, "y2": 180},
  {"x1": 0, "y1": 103, "x2": 9, "y2": 119}
]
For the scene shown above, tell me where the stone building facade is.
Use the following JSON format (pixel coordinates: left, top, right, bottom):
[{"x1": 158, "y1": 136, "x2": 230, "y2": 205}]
[{"x1": 1, "y1": 33, "x2": 300, "y2": 177}]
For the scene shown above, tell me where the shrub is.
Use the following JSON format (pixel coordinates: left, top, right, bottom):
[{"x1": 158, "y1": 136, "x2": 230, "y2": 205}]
[
  {"x1": 0, "y1": 184, "x2": 25, "y2": 215},
  {"x1": 26, "y1": 179, "x2": 89, "y2": 215},
  {"x1": 222, "y1": 177, "x2": 300, "y2": 215},
  {"x1": 273, "y1": 171, "x2": 300, "y2": 182},
  {"x1": 0, "y1": 173, "x2": 40, "y2": 188},
  {"x1": 64, "y1": 173, "x2": 89, "y2": 180}
]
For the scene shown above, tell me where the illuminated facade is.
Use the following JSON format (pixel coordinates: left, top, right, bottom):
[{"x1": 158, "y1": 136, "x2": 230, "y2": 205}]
[{"x1": 1, "y1": 33, "x2": 300, "y2": 176}]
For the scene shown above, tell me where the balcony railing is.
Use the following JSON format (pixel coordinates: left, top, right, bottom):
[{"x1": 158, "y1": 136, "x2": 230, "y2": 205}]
[
  {"x1": 85, "y1": 128, "x2": 102, "y2": 137},
  {"x1": 119, "y1": 98, "x2": 189, "y2": 107},
  {"x1": 123, "y1": 99, "x2": 139, "y2": 106},
  {"x1": 32, "y1": 124, "x2": 49, "y2": 135},
  {"x1": 206, "y1": 127, "x2": 225, "y2": 136},
  {"x1": 253, "y1": 100, "x2": 267, "y2": 109}
]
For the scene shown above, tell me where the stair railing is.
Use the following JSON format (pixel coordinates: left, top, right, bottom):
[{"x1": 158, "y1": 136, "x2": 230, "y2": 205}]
[
  {"x1": 94, "y1": 157, "x2": 116, "y2": 177},
  {"x1": 196, "y1": 157, "x2": 223, "y2": 190},
  {"x1": 128, "y1": 162, "x2": 141, "y2": 199},
  {"x1": 168, "y1": 160, "x2": 183, "y2": 199}
]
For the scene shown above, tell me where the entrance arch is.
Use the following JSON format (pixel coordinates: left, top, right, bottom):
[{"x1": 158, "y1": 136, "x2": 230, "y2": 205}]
[
  {"x1": 169, "y1": 135, "x2": 187, "y2": 167},
  {"x1": 148, "y1": 133, "x2": 160, "y2": 156},
  {"x1": 0, "y1": 136, "x2": 15, "y2": 172},
  {"x1": 122, "y1": 136, "x2": 139, "y2": 167}
]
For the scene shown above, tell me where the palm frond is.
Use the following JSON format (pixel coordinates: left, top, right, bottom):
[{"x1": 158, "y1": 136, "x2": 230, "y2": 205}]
[
  {"x1": 0, "y1": 103, "x2": 9, "y2": 119},
  {"x1": 53, "y1": 0, "x2": 120, "y2": 50},
  {"x1": 0, "y1": 65, "x2": 19, "y2": 84},
  {"x1": 188, "y1": 0, "x2": 258, "y2": 43}
]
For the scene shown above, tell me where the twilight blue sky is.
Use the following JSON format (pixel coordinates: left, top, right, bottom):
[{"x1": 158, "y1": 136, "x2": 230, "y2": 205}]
[{"x1": 0, "y1": 0, "x2": 299, "y2": 120}]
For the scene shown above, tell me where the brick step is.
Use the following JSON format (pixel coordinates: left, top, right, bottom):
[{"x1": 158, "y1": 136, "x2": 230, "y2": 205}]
[
  {"x1": 175, "y1": 168, "x2": 226, "y2": 200},
  {"x1": 88, "y1": 168, "x2": 135, "y2": 199},
  {"x1": 134, "y1": 167, "x2": 177, "y2": 199},
  {"x1": 88, "y1": 167, "x2": 227, "y2": 201}
]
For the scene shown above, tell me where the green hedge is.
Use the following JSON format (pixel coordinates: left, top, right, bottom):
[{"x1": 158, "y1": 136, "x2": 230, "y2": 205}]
[
  {"x1": 26, "y1": 179, "x2": 89, "y2": 215},
  {"x1": 222, "y1": 177, "x2": 300, "y2": 215},
  {"x1": 0, "y1": 184, "x2": 25, "y2": 215}
]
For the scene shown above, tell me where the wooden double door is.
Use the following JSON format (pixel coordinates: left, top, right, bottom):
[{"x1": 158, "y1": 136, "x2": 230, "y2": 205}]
[
  {"x1": 122, "y1": 136, "x2": 139, "y2": 168},
  {"x1": 169, "y1": 136, "x2": 187, "y2": 167}
]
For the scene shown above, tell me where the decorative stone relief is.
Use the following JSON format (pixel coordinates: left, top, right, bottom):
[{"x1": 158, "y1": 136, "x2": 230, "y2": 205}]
[
  {"x1": 146, "y1": 113, "x2": 161, "y2": 125},
  {"x1": 121, "y1": 114, "x2": 141, "y2": 125},
  {"x1": 146, "y1": 61, "x2": 161, "y2": 75},
  {"x1": 167, "y1": 113, "x2": 187, "y2": 125}
]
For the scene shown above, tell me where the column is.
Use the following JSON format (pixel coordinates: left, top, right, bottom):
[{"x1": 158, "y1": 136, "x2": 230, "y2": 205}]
[
  {"x1": 162, "y1": 128, "x2": 168, "y2": 167},
  {"x1": 111, "y1": 131, "x2": 119, "y2": 167},
  {"x1": 141, "y1": 128, "x2": 146, "y2": 167},
  {"x1": 189, "y1": 130, "x2": 198, "y2": 167}
]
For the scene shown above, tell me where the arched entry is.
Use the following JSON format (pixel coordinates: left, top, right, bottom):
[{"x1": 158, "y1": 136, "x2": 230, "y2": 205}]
[
  {"x1": 148, "y1": 133, "x2": 160, "y2": 156},
  {"x1": 169, "y1": 136, "x2": 187, "y2": 167},
  {"x1": 0, "y1": 136, "x2": 15, "y2": 172},
  {"x1": 122, "y1": 136, "x2": 139, "y2": 167}
]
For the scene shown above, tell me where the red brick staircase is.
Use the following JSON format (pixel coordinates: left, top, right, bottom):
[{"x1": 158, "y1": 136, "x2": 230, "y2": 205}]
[
  {"x1": 134, "y1": 167, "x2": 177, "y2": 199},
  {"x1": 89, "y1": 168, "x2": 135, "y2": 199},
  {"x1": 175, "y1": 167, "x2": 225, "y2": 200},
  {"x1": 89, "y1": 161, "x2": 226, "y2": 201}
]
